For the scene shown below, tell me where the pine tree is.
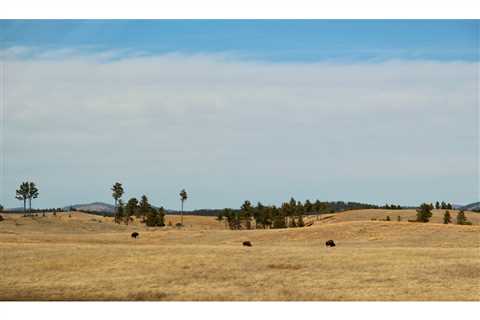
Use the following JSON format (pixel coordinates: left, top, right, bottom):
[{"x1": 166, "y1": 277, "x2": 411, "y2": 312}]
[
  {"x1": 139, "y1": 195, "x2": 151, "y2": 222},
  {"x1": 435, "y1": 201, "x2": 440, "y2": 210},
  {"x1": 241, "y1": 200, "x2": 253, "y2": 229},
  {"x1": 443, "y1": 210, "x2": 451, "y2": 224},
  {"x1": 15, "y1": 182, "x2": 30, "y2": 216},
  {"x1": 304, "y1": 199, "x2": 313, "y2": 213},
  {"x1": 416, "y1": 203, "x2": 433, "y2": 222},
  {"x1": 111, "y1": 182, "x2": 124, "y2": 218},
  {"x1": 456, "y1": 210, "x2": 471, "y2": 225},
  {"x1": 297, "y1": 214, "x2": 305, "y2": 227},
  {"x1": 125, "y1": 197, "x2": 139, "y2": 224},
  {"x1": 114, "y1": 200, "x2": 125, "y2": 224},
  {"x1": 146, "y1": 207, "x2": 165, "y2": 227},
  {"x1": 27, "y1": 182, "x2": 39, "y2": 214}
]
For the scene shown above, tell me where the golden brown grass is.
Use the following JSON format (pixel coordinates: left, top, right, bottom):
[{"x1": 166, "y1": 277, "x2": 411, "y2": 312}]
[{"x1": 0, "y1": 210, "x2": 479, "y2": 301}]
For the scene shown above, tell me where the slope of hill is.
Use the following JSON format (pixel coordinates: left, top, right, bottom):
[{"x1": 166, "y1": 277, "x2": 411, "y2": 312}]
[
  {"x1": 0, "y1": 209, "x2": 478, "y2": 301},
  {"x1": 66, "y1": 202, "x2": 115, "y2": 213}
]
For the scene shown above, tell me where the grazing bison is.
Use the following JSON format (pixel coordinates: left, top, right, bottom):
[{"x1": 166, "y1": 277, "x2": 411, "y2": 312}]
[
  {"x1": 131, "y1": 232, "x2": 139, "y2": 239},
  {"x1": 325, "y1": 240, "x2": 336, "y2": 247},
  {"x1": 242, "y1": 241, "x2": 252, "y2": 247}
]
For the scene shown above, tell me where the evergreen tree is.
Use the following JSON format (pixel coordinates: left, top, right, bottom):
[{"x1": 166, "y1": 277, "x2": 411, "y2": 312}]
[
  {"x1": 416, "y1": 203, "x2": 433, "y2": 222},
  {"x1": 443, "y1": 210, "x2": 451, "y2": 224},
  {"x1": 27, "y1": 182, "x2": 39, "y2": 214},
  {"x1": 111, "y1": 182, "x2": 124, "y2": 217},
  {"x1": 304, "y1": 199, "x2": 313, "y2": 213},
  {"x1": 440, "y1": 201, "x2": 447, "y2": 209},
  {"x1": 297, "y1": 214, "x2": 305, "y2": 227},
  {"x1": 456, "y1": 210, "x2": 471, "y2": 225},
  {"x1": 146, "y1": 207, "x2": 165, "y2": 227},
  {"x1": 241, "y1": 200, "x2": 253, "y2": 229},
  {"x1": 446, "y1": 203, "x2": 452, "y2": 210},
  {"x1": 114, "y1": 200, "x2": 125, "y2": 224},
  {"x1": 15, "y1": 182, "x2": 30, "y2": 216},
  {"x1": 435, "y1": 201, "x2": 440, "y2": 210},
  {"x1": 139, "y1": 195, "x2": 151, "y2": 222},
  {"x1": 125, "y1": 197, "x2": 139, "y2": 224}
]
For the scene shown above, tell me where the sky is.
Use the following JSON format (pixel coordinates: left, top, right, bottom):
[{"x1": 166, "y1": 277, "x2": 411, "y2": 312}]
[{"x1": 0, "y1": 20, "x2": 479, "y2": 209}]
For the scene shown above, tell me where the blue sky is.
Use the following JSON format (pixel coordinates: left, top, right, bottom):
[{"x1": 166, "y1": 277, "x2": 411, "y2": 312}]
[
  {"x1": 1, "y1": 20, "x2": 478, "y2": 62},
  {"x1": 0, "y1": 20, "x2": 478, "y2": 209}
]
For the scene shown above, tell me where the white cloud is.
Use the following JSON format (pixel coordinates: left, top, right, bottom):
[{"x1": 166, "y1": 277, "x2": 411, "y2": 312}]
[{"x1": 1, "y1": 49, "x2": 478, "y2": 208}]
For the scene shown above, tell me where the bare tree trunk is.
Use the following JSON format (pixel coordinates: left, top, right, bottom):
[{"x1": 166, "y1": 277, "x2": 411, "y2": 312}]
[
  {"x1": 181, "y1": 201, "x2": 184, "y2": 225},
  {"x1": 23, "y1": 199, "x2": 26, "y2": 216},
  {"x1": 29, "y1": 198, "x2": 32, "y2": 215}
]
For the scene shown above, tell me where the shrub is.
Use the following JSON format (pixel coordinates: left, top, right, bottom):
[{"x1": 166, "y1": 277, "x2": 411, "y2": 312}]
[
  {"x1": 397, "y1": 216, "x2": 401, "y2": 221},
  {"x1": 168, "y1": 221, "x2": 172, "y2": 226},
  {"x1": 386, "y1": 216, "x2": 391, "y2": 221},
  {"x1": 0, "y1": 214, "x2": 4, "y2": 222}
]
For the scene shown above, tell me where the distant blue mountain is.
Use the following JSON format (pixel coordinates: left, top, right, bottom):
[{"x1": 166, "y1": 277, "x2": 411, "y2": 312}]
[{"x1": 461, "y1": 202, "x2": 480, "y2": 211}]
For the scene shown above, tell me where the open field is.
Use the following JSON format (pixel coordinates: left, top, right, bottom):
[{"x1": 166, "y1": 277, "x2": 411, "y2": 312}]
[{"x1": 0, "y1": 210, "x2": 479, "y2": 301}]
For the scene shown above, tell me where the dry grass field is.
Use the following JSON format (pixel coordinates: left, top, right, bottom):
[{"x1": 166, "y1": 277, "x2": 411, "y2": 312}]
[{"x1": 0, "y1": 209, "x2": 479, "y2": 301}]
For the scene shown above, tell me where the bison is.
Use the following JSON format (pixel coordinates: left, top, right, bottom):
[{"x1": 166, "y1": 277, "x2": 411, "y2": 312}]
[
  {"x1": 131, "y1": 232, "x2": 139, "y2": 239},
  {"x1": 325, "y1": 240, "x2": 336, "y2": 247},
  {"x1": 242, "y1": 241, "x2": 252, "y2": 247}
]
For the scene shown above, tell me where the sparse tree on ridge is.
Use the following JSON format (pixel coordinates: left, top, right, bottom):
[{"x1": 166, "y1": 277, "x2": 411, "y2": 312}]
[
  {"x1": 15, "y1": 182, "x2": 30, "y2": 216},
  {"x1": 179, "y1": 189, "x2": 188, "y2": 225},
  {"x1": 27, "y1": 182, "x2": 39, "y2": 215}
]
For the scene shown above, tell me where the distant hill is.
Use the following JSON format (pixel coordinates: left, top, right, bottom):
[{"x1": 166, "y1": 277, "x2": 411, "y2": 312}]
[
  {"x1": 65, "y1": 202, "x2": 115, "y2": 213},
  {"x1": 461, "y1": 202, "x2": 480, "y2": 212}
]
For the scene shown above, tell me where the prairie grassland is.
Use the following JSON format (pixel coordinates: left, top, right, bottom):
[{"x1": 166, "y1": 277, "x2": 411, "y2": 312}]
[{"x1": 0, "y1": 210, "x2": 479, "y2": 301}]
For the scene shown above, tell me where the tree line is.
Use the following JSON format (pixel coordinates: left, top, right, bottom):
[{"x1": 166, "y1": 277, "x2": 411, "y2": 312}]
[
  {"x1": 415, "y1": 203, "x2": 471, "y2": 225},
  {"x1": 217, "y1": 198, "x2": 380, "y2": 230},
  {"x1": 110, "y1": 182, "x2": 188, "y2": 227}
]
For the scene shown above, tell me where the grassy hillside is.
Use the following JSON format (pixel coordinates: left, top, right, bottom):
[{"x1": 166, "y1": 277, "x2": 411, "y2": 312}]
[{"x1": 0, "y1": 209, "x2": 479, "y2": 301}]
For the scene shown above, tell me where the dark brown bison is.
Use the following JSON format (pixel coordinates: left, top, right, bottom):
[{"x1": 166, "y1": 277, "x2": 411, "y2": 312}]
[
  {"x1": 325, "y1": 240, "x2": 335, "y2": 247},
  {"x1": 131, "y1": 232, "x2": 139, "y2": 239},
  {"x1": 242, "y1": 241, "x2": 252, "y2": 247}
]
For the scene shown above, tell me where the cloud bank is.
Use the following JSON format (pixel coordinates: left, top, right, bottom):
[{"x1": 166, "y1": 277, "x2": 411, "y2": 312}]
[{"x1": 1, "y1": 50, "x2": 478, "y2": 208}]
